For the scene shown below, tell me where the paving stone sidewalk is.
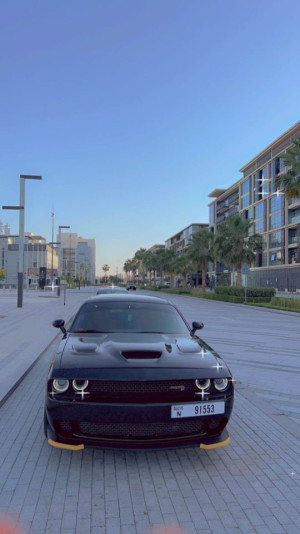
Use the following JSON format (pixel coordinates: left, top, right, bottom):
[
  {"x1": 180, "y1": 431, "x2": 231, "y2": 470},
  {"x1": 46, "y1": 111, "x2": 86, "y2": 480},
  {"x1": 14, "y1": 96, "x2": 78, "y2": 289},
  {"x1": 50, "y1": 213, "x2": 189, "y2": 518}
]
[{"x1": 0, "y1": 287, "x2": 93, "y2": 406}]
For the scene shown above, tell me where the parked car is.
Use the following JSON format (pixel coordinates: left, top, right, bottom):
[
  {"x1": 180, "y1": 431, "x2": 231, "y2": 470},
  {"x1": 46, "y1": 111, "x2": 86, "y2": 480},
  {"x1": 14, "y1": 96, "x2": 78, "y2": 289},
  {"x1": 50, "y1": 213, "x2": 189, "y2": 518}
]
[
  {"x1": 44, "y1": 294, "x2": 234, "y2": 450},
  {"x1": 96, "y1": 286, "x2": 127, "y2": 295},
  {"x1": 126, "y1": 282, "x2": 137, "y2": 290}
]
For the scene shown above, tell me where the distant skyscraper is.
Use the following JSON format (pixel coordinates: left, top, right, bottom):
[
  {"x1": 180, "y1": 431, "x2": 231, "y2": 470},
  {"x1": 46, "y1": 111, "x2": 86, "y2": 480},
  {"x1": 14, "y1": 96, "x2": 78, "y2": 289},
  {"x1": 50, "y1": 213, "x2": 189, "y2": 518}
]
[{"x1": 0, "y1": 221, "x2": 11, "y2": 235}]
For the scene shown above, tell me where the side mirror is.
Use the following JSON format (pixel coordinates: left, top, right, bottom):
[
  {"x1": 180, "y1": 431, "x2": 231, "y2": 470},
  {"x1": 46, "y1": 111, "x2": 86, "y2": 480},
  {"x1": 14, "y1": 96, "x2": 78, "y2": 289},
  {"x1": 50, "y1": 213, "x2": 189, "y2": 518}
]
[
  {"x1": 191, "y1": 321, "x2": 204, "y2": 336},
  {"x1": 52, "y1": 319, "x2": 67, "y2": 335}
]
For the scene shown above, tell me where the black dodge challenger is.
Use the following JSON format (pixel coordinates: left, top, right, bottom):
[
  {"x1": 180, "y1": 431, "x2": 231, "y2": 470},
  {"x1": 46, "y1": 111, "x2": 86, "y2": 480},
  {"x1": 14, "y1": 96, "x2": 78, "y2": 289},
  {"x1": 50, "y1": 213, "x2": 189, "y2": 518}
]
[{"x1": 44, "y1": 294, "x2": 234, "y2": 451}]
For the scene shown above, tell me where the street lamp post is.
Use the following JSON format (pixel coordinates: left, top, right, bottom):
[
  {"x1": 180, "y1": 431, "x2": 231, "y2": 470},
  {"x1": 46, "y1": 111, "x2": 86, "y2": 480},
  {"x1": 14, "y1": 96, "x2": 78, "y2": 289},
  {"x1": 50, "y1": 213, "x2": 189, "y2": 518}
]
[
  {"x1": 57, "y1": 225, "x2": 70, "y2": 296},
  {"x1": 2, "y1": 174, "x2": 42, "y2": 307}
]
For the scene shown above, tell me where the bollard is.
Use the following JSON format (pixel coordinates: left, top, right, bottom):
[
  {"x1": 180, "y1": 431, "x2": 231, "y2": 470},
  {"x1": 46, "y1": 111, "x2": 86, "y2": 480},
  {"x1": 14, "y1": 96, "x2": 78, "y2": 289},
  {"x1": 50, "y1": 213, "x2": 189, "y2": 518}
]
[{"x1": 9, "y1": 285, "x2": 11, "y2": 293}]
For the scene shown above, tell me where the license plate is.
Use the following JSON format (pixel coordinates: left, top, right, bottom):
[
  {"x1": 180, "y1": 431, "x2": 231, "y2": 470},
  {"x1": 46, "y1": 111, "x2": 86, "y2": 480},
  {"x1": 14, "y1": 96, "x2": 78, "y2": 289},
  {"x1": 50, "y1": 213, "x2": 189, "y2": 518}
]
[{"x1": 171, "y1": 401, "x2": 225, "y2": 418}]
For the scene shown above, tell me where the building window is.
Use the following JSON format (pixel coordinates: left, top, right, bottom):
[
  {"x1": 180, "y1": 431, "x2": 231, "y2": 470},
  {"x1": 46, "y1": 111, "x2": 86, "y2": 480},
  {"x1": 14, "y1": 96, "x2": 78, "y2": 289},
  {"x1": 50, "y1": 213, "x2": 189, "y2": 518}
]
[
  {"x1": 254, "y1": 168, "x2": 268, "y2": 202},
  {"x1": 269, "y1": 157, "x2": 285, "y2": 177},
  {"x1": 241, "y1": 194, "x2": 250, "y2": 209},
  {"x1": 255, "y1": 219, "x2": 264, "y2": 233},
  {"x1": 270, "y1": 211, "x2": 284, "y2": 230},
  {"x1": 241, "y1": 177, "x2": 250, "y2": 195},
  {"x1": 288, "y1": 207, "x2": 300, "y2": 224},
  {"x1": 269, "y1": 230, "x2": 283, "y2": 249},
  {"x1": 288, "y1": 249, "x2": 298, "y2": 264},
  {"x1": 255, "y1": 202, "x2": 265, "y2": 219},
  {"x1": 269, "y1": 250, "x2": 284, "y2": 265},
  {"x1": 270, "y1": 194, "x2": 284, "y2": 213}
]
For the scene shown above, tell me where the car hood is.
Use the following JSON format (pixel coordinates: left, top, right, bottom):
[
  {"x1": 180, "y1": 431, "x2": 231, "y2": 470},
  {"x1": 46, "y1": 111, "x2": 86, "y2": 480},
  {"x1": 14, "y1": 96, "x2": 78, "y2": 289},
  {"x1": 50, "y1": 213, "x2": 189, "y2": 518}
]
[{"x1": 53, "y1": 333, "x2": 231, "y2": 380}]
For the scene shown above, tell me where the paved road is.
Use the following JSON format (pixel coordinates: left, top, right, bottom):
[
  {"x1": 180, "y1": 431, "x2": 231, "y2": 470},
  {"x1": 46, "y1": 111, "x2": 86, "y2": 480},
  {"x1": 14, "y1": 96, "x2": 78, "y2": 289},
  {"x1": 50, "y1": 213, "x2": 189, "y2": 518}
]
[
  {"x1": 0, "y1": 288, "x2": 299, "y2": 534},
  {"x1": 152, "y1": 291, "x2": 300, "y2": 423}
]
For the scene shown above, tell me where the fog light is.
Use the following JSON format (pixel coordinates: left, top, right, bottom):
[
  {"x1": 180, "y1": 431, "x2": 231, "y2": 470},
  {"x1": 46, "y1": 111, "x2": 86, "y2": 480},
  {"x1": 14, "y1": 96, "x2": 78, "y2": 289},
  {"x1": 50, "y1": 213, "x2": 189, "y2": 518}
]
[
  {"x1": 214, "y1": 378, "x2": 228, "y2": 391},
  {"x1": 72, "y1": 379, "x2": 89, "y2": 391},
  {"x1": 52, "y1": 379, "x2": 69, "y2": 393}
]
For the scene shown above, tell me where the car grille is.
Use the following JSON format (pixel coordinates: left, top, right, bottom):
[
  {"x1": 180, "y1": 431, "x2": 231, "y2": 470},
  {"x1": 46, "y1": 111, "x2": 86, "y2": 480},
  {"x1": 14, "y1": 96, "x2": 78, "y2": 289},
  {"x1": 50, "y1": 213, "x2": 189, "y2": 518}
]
[
  {"x1": 87, "y1": 379, "x2": 197, "y2": 402},
  {"x1": 56, "y1": 417, "x2": 225, "y2": 440}
]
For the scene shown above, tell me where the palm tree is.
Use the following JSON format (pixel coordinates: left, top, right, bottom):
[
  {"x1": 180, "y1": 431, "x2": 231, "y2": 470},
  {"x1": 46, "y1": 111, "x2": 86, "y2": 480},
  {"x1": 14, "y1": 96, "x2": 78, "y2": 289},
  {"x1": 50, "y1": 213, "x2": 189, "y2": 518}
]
[
  {"x1": 133, "y1": 248, "x2": 147, "y2": 283},
  {"x1": 214, "y1": 214, "x2": 263, "y2": 286},
  {"x1": 123, "y1": 259, "x2": 137, "y2": 281},
  {"x1": 187, "y1": 228, "x2": 215, "y2": 292},
  {"x1": 142, "y1": 251, "x2": 156, "y2": 285},
  {"x1": 162, "y1": 249, "x2": 176, "y2": 286},
  {"x1": 172, "y1": 254, "x2": 193, "y2": 287},
  {"x1": 102, "y1": 264, "x2": 110, "y2": 284},
  {"x1": 123, "y1": 259, "x2": 132, "y2": 281},
  {"x1": 152, "y1": 248, "x2": 175, "y2": 285},
  {"x1": 275, "y1": 136, "x2": 300, "y2": 199}
]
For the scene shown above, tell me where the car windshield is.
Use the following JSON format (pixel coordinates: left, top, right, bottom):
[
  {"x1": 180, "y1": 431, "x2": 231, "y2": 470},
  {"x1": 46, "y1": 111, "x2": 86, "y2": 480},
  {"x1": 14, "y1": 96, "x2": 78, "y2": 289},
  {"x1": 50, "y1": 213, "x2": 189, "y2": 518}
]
[{"x1": 70, "y1": 301, "x2": 189, "y2": 334}]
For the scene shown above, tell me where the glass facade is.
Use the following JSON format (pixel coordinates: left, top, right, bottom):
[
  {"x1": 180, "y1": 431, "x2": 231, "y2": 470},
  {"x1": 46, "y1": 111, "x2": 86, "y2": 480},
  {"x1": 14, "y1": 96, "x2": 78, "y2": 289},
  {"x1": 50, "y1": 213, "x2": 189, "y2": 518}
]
[
  {"x1": 288, "y1": 207, "x2": 300, "y2": 224},
  {"x1": 254, "y1": 201, "x2": 265, "y2": 234},
  {"x1": 269, "y1": 250, "x2": 284, "y2": 266},
  {"x1": 241, "y1": 177, "x2": 251, "y2": 208},
  {"x1": 254, "y1": 168, "x2": 268, "y2": 202},
  {"x1": 210, "y1": 130, "x2": 300, "y2": 276},
  {"x1": 270, "y1": 194, "x2": 284, "y2": 213},
  {"x1": 269, "y1": 230, "x2": 283, "y2": 249},
  {"x1": 270, "y1": 211, "x2": 284, "y2": 230}
]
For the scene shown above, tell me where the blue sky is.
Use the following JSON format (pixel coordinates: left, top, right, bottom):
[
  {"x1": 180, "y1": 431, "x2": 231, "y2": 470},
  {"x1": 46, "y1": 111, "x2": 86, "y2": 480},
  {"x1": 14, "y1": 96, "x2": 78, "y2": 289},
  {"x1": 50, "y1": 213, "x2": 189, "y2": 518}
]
[{"x1": 1, "y1": 0, "x2": 300, "y2": 276}]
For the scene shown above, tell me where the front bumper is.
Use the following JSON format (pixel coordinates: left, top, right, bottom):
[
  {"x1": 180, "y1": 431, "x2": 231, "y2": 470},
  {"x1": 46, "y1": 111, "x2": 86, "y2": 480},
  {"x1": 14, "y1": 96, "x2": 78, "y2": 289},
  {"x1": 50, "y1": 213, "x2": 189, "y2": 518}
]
[{"x1": 45, "y1": 396, "x2": 233, "y2": 450}]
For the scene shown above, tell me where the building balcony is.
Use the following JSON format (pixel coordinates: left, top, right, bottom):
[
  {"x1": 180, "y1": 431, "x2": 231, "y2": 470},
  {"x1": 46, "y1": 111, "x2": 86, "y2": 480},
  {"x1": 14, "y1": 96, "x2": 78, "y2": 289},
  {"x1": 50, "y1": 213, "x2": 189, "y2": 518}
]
[
  {"x1": 288, "y1": 198, "x2": 300, "y2": 207},
  {"x1": 288, "y1": 215, "x2": 300, "y2": 224}
]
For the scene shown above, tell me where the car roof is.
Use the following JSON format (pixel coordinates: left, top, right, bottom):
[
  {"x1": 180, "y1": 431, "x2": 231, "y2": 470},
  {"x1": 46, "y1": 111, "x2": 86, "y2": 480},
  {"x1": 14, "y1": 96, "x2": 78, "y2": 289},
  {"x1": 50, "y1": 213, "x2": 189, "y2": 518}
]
[{"x1": 87, "y1": 294, "x2": 169, "y2": 304}]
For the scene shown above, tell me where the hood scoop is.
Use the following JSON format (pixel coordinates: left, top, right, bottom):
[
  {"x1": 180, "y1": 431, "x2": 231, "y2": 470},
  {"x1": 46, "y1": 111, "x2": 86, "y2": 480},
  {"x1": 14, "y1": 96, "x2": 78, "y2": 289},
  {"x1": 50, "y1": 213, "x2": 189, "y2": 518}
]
[
  {"x1": 72, "y1": 342, "x2": 98, "y2": 353},
  {"x1": 176, "y1": 339, "x2": 202, "y2": 354},
  {"x1": 121, "y1": 350, "x2": 162, "y2": 360}
]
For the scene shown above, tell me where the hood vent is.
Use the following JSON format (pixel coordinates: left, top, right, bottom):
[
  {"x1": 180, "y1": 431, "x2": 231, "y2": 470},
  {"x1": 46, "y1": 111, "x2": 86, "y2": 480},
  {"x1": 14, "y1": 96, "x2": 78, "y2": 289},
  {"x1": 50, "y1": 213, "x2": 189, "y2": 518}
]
[
  {"x1": 72, "y1": 342, "x2": 98, "y2": 353},
  {"x1": 121, "y1": 350, "x2": 162, "y2": 360}
]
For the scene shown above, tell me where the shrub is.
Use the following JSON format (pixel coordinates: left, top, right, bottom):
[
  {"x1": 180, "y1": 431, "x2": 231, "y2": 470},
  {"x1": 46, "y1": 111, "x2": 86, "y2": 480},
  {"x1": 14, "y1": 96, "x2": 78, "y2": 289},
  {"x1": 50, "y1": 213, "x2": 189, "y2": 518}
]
[
  {"x1": 269, "y1": 297, "x2": 300, "y2": 311},
  {"x1": 214, "y1": 286, "x2": 275, "y2": 299}
]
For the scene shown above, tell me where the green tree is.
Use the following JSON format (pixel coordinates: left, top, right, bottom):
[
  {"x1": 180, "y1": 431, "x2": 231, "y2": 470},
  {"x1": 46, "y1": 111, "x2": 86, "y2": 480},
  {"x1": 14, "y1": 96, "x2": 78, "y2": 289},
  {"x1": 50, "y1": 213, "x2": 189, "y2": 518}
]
[
  {"x1": 142, "y1": 251, "x2": 156, "y2": 285},
  {"x1": 275, "y1": 136, "x2": 300, "y2": 199},
  {"x1": 0, "y1": 269, "x2": 5, "y2": 282},
  {"x1": 133, "y1": 248, "x2": 147, "y2": 282},
  {"x1": 152, "y1": 248, "x2": 175, "y2": 285},
  {"x1": 102, "y1": 263, "x2": 110, "y2": 283},
  {"x1": 214, "y1": 214, "x2": 263, "y2": 286},
  {"x1": 171, "y1": 254, "x2": 193, "y2": 287},
  {"x1": 187, "y1": 228, "x2": 215, "y2": 292},
  {"x1": 123, "y1": 259, "x2": 137, "y2": 281}
]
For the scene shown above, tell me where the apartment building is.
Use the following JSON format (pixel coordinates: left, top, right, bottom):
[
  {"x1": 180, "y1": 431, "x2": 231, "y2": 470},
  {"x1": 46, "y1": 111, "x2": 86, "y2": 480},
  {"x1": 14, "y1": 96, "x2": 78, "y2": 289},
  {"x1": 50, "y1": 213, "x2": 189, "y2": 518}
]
[
  {"x1": 59, "y1": 232, "x2": 96, "y2": 285},
  {"x1": 208, "y1": 121, "x2": 300, "y2": 291},
  {"x1": 165, "y1": 223, "x2": 209, "y2": 254}
]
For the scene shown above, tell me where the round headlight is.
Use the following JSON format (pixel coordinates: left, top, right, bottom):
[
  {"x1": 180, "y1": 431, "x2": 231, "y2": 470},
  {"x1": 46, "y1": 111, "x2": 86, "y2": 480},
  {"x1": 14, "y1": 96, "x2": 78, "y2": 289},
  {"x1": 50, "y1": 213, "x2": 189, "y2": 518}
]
[
  {"x1": 195, "y1": 378, "x2": 211, "y2": 391},
  {"x1": 72, "y1": 379, "x2": 89, "y2": 391},
  {"x1": 214, "y1": 378, "x2": 229, "y2": 391},
  {"x1": 52, "y1": 379, "x2": 69, "y2": 393}
]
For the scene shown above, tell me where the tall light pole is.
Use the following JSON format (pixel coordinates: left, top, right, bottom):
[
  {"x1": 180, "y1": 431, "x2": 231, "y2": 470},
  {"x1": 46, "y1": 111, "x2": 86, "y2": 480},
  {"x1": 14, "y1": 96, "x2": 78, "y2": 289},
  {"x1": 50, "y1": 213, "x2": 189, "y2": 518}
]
[
  {"x1": 2, "y1": 174, "x2": 42, "y2": 307},
  {"x1": 51, "y1": 209, "x2": 54, "y2": 285},
  {"x1": 57, "y1": 225, "x2": 70, "y2": 296}
]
